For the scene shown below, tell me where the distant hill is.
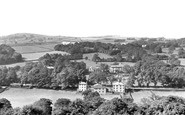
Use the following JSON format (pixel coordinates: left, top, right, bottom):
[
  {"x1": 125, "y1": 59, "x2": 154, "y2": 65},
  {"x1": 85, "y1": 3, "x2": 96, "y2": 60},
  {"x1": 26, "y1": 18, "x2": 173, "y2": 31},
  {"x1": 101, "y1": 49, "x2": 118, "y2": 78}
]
[
  {"x1": 0, "y1": 33, "x2": 169, "y2": 45},
  {"x1": 0, "y1": 33, "x2": 82, "y2": 45}
]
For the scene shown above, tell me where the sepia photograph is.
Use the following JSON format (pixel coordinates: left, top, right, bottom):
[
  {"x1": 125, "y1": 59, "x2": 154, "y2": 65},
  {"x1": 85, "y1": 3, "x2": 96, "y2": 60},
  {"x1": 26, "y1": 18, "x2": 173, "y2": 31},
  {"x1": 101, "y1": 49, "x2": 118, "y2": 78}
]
[{"x1": 0, "y1": 0, "x2": 185, "y2": 114}]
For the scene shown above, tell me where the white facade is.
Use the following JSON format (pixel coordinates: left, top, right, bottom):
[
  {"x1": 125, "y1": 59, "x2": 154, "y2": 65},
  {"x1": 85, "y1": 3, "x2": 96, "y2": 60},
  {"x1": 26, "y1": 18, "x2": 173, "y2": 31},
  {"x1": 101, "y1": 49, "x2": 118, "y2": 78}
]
[
  {"x1": 110, "y1": 65, "x2": 124, "y2": 73},
  {"x1": 78, "y1": 82, "x2": 87, "y2": 91},
  {"x1": 112, "y1": 82, "x2": 125, "y2": 93},
  {"x1": 91, "y1": 84, "x2": 107, "y2": 94}
]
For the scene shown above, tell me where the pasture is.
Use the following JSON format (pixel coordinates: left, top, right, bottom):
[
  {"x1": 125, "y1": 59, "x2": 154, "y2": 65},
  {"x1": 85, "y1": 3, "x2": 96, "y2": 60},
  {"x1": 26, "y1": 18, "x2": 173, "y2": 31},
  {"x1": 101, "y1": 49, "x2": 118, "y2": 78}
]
[
  {"x1": 1, "y1": 88, "x2": 185, "y2": 108},
  {"x1": 75, "y1": 52, "x2": 135, "y2": 68},
  {"x1": 12, "y1": 43, "x2": 57, "y2": 54},
  {"x1": 22, "y1": 51, "x2": 69, "y2": 61},
  {"x1": 77, "y1": 59, "x2": 135, "y2": 68}
]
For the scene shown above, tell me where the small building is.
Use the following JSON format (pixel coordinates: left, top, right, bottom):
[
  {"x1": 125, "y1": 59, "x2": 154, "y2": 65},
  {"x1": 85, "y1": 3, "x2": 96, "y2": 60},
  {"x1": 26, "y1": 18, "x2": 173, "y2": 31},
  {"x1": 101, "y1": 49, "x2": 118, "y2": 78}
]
[
  {"x1": 109, "y1": 64, "x2": 124, "y2": 73},
  {"x1": 112, "y1": 82, "x2": 125, "y2": 93},
  {"x1": 88, "y1": 66, "x2": 100, "y2": 72},
  {"x1": 91, "y1": 84, "x2": 107, "y2": 94},
  {"x1": 78, "y1": 82, "x2": 88, "y2": 92}
]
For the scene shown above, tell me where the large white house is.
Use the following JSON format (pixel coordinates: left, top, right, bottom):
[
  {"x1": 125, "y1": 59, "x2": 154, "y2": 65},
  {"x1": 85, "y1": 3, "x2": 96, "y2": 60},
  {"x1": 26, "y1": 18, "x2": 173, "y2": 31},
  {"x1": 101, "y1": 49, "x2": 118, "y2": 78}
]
[
  {"x1": 78, "y1": 82, "x2": 87, "y2": 91},
  {"x1": 112, "y1": 82, "x2": 125, "y2": 93}
]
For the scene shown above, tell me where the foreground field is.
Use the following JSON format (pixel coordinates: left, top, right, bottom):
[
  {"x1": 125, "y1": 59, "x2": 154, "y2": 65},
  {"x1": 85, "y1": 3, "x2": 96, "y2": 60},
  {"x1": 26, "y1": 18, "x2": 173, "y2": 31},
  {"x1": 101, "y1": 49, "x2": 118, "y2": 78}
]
[{"x1": 1, "y1": 88, "x2": 185, "y2": 108}]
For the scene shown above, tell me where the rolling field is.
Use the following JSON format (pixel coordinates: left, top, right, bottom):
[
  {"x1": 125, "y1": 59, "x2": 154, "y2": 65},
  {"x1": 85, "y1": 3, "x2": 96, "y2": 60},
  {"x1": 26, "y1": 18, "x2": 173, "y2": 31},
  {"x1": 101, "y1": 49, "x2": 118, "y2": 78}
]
[
  {"x1": 77, "y1": 52, "x2": 135, "y2": 68},
  {"x1": 1, "y1": 88, "x2": 185, "y2": 108},
  {"x1": 12, "y1": 43, "x2": 57, "y2": 54},
  {"x1": 22, "y1": 51, "x2": 69, "y2": 61},
  {"x1": 76, "y1": 59, "x2": 135, "y2": 68}
]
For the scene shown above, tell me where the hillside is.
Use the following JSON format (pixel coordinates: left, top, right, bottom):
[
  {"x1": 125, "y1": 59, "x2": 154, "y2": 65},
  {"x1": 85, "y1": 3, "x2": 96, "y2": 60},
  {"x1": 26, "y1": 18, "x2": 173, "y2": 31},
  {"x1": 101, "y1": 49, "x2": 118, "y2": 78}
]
[
  {"x1": 0, "y1": 33, "x2": 82, "y2": 45},
  {"x1": 0, "y1": 33, "x2": 137, "y2": 45}
]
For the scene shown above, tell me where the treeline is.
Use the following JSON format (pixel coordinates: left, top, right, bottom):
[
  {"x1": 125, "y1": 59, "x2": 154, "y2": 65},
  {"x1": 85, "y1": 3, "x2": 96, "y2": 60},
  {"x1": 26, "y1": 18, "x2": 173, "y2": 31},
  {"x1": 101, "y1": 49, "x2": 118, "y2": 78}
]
[
  {"x1": 132, "y1": 55, "x2": 184, "y2": 87},
  {"x1": 54, "y1": 42, "x2": 148, "y2": 62},
  {"x1": 1, "y1": 90, "x2": 185, "y2": 115},
  {"x1": 0, "y1": 56, "x2": 88, "y2": 89},
  {"x1": 0, "y1": 44, "x2": 23, "y2": 65},
  {"x1": 0, "y1": 66, "x2": 20, "y2": 86},
  {"x1": 54, "y1": 41, "x2": 178, "y2": 63},
  {"x1": 39, "y1": 53, "x2": 83, "y2": 66}
]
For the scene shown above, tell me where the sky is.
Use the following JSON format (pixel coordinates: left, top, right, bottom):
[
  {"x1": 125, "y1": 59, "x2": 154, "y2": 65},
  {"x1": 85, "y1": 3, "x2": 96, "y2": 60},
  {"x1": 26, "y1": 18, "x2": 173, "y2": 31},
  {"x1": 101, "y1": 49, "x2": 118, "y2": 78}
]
[{"x1": 0, "y1": 0, "x2": 185, "y2": 38}]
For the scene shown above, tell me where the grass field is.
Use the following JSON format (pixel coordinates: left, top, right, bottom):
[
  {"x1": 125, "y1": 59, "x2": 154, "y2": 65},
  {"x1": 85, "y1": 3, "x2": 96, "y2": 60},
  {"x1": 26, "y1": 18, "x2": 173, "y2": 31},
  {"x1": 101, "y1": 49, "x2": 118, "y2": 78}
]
[
  {"x1": 1, "y1": 88, "x2": 185, "y2": 108},
  {"x1": 77, "y1": 59, "x2": 135, "y2": 68},
  {"x1": 22, "y1": 51, "x2": 69, "y2": 61},
  {"x1": 12, "y1": 43, "x2": 57, "y2": 54},
  {"x1": 76, "y1": 53, "x2": 135, "y2": 68}
]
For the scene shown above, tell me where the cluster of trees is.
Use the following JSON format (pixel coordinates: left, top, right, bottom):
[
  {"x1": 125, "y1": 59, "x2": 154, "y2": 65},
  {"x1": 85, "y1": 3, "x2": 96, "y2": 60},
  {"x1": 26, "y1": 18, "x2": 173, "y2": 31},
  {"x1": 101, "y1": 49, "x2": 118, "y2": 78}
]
[
  {"x1": 19, "y1": 58, "x2": 88, "y2": 89},
  {"x1": 132, "y1": 55, "x2": 185, "y2": 88},
  {"x1": 2, "y1": 91, "x2": 185, "y2": 115},
  {"x1": 91, "y1": 53, "x2": 119, "y2": 62},
  {"x1": 39, "y1": 53, "x2": 83, "y2": 66},
  {"x1": 0, "y1": 66, "x2": 20, "y2": 86},
  {"x1": 54, "y1": 41, "x2": 179, "y2": 63},
  {"x1": 54, "y1": 42, "x2": 148, "y2": 62},
  {"x1": 0, "y1": 55, "x2": 88, "y2": 89},
  {"x1": 178, "y1": 47, "x2": 185, "y2": 58},
  {"x1": 0, "y1": 44, "x2": 23, "y2": 65}
]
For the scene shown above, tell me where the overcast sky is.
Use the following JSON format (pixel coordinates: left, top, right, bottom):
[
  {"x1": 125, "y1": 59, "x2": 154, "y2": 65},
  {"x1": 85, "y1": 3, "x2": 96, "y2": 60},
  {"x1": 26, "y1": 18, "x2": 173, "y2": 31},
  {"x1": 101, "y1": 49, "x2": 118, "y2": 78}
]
[{"x1": 0, "y1": 0, "x2": 185, "y2": 38}]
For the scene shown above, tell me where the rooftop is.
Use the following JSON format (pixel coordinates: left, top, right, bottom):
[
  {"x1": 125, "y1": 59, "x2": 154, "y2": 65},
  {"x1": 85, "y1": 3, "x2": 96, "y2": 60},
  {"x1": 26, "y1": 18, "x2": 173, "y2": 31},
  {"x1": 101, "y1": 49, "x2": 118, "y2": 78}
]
[{"x1": 91, "y1": 84, "x2": 106, "y2": 89}]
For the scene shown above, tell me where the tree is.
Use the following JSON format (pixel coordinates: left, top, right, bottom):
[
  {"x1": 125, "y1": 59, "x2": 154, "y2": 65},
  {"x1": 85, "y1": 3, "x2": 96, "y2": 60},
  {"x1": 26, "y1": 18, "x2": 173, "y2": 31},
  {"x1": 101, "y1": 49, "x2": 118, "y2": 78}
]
[
  {"x1": 33, "y1": 98, "x2": 52, "y2": 115},
  {"x1": 0, "y1": 98, "x2": 13, "y2": 115},
  {"x1": 178, "y1": 47, "x2": 185, "y2": 58},
  {"x1": 154, "y1": 46, "x2": 162, "y2": 53},
  {"x1": 6, "y1": 68, "x2": 17, "y2": 84},
  {"x1": 21, "y1": 105, "x2": 43, "y2": 115},
  {"x1": 53, "y1": 98, "x2": 71, "y2": 115},
  {"x1": 88, "y1": 71, "x2": 108, "y2": 84},
  {"x1": 82, "y1": 90, "x2": 105, "y2": 110},
  {"x1": 94, "y1": 98, "x2": 137, "y2": 115},
  {"x1": 69, "y1": 99, "x2": 90, "y2": 115},
  {"x1": 0, "y1": 44, "x2": 22, "y2": 65},
  {"x1": 168, "y1": 45, "x2": 175, "y2": 54},
  {"x1": 92, "y1": 53, "x2": 101, "y2": 62},
  {"x1": 168, "y1": 55, "x2": 181, "y2": 67},
  {"x1": 54, "y1": 98, "x2": 71, "y2": 108},
  {"x1": 99, "y1": 63, "x2": 109, "y2": 73},
  {"x1": 115, "y1": 53, "x2": 123, "y2": 62}
]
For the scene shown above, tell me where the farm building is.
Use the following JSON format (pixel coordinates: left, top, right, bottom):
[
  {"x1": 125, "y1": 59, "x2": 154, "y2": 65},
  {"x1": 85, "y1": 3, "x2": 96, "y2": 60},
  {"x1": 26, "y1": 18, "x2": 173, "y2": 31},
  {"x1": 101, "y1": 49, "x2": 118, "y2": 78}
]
[{"x1": 91, "y1": 84, "x2": 107, "y2": 94}]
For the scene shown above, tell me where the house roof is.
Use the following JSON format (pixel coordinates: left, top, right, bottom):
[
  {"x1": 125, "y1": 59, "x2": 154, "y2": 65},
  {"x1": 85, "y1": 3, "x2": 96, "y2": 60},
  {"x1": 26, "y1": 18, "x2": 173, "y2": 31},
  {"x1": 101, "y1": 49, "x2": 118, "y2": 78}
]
[
  {"x1": 91, "y1": 84, "x2": 106, "y2": 89},
  {"x1": 113, "y1": 82, "x2": 125, "y2": 85},
  {"x1": 79, "y1": 82, "x2": 87, "y2": 85},
  {"x1": 110, "y1": 64, "x2": 125, "y2": 68}
]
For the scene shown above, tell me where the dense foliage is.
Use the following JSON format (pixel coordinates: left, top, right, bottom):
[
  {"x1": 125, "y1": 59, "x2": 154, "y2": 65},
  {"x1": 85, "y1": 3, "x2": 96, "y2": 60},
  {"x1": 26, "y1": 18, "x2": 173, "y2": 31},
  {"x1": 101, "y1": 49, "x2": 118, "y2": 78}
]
[
  {"x1": 2, "y1": 91, "x2": 185, "y2": 115},
  {"x1": 0, "y1": 44, "x2": 23, "y2": 65}
]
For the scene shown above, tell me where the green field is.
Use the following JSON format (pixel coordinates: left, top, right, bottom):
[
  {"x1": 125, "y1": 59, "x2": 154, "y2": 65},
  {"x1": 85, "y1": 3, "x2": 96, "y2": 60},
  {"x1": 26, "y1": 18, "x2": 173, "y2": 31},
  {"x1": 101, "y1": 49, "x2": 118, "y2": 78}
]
[
  {"x1": 22, "y1": 51, "x2": 69, "y2": 61},
  {"x1": 12, "y1": 43, "x2": 57, "y2": 54}
]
